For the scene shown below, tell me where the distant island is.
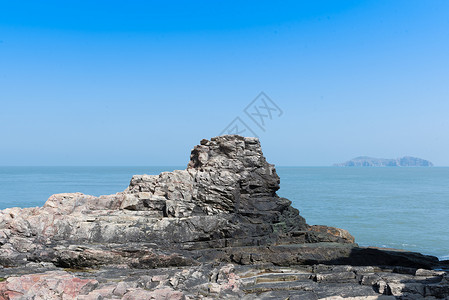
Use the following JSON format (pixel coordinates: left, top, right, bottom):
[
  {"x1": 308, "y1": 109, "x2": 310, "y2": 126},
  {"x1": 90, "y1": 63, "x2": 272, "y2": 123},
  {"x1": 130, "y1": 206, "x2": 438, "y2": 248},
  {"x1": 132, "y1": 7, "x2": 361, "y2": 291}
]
[{"x1": 334, "y1": 156, "x2": 434, "y2": 167}]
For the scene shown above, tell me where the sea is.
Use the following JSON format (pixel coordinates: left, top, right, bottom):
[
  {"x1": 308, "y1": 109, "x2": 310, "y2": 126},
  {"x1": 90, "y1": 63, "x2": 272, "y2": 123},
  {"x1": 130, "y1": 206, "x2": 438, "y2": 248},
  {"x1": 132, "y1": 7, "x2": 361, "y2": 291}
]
[{"x1": 0, "y1": 166, "x2": 448, "y2": 261}]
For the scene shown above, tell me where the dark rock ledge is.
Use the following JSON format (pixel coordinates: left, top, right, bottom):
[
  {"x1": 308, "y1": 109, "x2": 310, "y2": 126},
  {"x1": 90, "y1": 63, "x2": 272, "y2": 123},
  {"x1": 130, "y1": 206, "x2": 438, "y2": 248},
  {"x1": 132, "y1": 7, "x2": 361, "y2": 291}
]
[{"x1": 0, "y1": 135, "x2": 447, "y2": 299}]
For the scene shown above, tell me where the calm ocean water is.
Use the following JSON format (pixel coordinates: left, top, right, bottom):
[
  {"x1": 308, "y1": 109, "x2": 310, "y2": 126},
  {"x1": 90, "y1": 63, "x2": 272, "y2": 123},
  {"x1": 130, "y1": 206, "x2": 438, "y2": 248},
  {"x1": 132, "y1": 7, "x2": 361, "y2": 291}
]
[{"x1": 0, "y1": 166, "x2": 448, "y2": 260}]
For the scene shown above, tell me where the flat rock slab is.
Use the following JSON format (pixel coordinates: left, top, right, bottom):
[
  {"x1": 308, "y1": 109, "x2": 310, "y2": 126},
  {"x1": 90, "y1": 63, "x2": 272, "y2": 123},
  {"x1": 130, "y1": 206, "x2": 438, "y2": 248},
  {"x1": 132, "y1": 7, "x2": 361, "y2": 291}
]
[{"x1": 1, "y1": 263, "x2": 448, "y2": 299}]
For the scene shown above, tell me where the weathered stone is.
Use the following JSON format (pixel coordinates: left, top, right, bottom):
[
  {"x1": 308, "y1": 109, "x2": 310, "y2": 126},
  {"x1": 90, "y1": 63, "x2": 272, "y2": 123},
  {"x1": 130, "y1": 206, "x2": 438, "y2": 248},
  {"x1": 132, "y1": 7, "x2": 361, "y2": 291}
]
[
  {"x1": 0, "y1": 135, "x2": 448, "y2": 299},
  {"x1": 0, "y1": 271, "x2": 98, "y2": 299}
]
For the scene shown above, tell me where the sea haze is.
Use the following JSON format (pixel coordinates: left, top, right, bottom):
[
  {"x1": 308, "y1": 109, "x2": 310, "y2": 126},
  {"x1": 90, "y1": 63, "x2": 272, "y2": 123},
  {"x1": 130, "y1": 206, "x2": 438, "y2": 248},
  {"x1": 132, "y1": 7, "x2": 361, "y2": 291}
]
[{"x1": 0, "y1": 166, "x2": 448, "y2": 260}]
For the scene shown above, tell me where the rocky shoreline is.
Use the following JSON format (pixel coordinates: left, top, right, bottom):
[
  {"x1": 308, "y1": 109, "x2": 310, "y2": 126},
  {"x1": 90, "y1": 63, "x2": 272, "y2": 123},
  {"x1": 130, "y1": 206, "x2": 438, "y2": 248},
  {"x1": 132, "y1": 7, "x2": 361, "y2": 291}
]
[{"x1": 1, "y1": 135, "x2": 448, "y2": 299}]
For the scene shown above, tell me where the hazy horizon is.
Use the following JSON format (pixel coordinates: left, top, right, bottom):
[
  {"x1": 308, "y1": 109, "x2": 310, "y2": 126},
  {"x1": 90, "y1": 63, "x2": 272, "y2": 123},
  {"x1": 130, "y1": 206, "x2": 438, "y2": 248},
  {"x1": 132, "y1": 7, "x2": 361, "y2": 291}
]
[{"x1": 1, "y1": 163, "x2": 446, "y2": 167}]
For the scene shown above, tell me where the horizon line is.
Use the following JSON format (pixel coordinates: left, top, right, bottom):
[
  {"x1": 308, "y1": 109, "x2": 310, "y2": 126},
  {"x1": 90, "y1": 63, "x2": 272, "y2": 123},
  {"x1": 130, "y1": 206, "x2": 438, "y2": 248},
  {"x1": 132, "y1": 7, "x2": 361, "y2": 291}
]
[{"x1": 0, "y1": 165, "x2": 446, "y2": 168}]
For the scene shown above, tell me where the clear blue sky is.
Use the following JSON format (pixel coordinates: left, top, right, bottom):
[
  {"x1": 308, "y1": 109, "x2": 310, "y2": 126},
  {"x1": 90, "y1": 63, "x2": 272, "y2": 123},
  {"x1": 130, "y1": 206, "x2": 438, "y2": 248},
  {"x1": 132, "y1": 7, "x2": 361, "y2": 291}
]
[{"x1": 1, "y1": 1, "x2": 448, "y2": 166}]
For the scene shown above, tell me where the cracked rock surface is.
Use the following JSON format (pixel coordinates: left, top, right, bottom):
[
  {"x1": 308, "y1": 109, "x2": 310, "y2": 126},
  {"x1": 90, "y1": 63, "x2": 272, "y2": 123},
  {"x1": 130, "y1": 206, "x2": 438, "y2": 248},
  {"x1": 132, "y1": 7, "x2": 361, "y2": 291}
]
[{"x1": 0, "y1": 135, "x2": 448, "y2": 299}]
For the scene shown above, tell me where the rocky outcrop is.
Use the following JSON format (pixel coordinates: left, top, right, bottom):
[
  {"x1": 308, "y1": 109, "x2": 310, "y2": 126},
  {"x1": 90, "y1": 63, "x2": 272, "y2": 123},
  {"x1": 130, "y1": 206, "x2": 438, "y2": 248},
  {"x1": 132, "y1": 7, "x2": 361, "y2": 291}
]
[
  {"x1": 0, "y1": 135, "x2": 447, "y2": 299},
  {"x1": 335, "y1": 156, "x2": 434, "y2": 167},
  {"x1": 0, "y1": 136, "x2": 352, "y2": 270},
  {"x1": 1, "y1": 262, "x2": 448, "y2": 299}
]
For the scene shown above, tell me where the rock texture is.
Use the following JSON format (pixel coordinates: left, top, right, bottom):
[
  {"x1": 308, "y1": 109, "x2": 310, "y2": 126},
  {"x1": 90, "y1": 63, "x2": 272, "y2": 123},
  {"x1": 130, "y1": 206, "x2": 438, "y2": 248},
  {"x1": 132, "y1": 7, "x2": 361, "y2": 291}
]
[
  {"x1": 335, "y1": 156, "x2": 434, "y2": 167},
  {"x1": 1, "y1": 263, "x2": 448, "y2": 299},
  {"x1": 0, "y1": 135, "x2": 447, "y2": 299}
]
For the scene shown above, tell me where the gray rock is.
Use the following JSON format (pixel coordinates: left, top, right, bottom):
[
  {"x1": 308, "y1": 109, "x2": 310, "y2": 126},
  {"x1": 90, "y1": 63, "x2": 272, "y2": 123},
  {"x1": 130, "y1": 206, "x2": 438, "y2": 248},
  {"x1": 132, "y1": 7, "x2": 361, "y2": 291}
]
[{"x1": 0, "y1": 135, "x2": 447, "y2": 299}]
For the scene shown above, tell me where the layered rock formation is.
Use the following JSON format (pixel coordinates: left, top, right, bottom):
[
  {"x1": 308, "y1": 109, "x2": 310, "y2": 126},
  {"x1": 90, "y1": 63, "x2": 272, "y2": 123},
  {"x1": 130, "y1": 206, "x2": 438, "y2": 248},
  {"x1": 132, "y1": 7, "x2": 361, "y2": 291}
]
[{"x1": 0, "y1": 135, "x2": 447, "y2": 299}]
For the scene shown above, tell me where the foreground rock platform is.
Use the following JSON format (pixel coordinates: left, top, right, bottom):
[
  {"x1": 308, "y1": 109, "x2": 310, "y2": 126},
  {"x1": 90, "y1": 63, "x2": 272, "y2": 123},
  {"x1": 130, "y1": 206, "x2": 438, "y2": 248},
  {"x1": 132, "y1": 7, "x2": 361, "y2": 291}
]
[{"x1": 1, "y1": 135, "x2": 448, "y2": 299}]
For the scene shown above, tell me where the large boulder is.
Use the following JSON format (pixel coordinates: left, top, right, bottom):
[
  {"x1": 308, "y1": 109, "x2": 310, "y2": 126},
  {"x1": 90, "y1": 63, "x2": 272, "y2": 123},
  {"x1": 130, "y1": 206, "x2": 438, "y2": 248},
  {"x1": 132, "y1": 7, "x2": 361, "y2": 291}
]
[
  {"x1": 0, "y1": 136, "x2": 442, "y2": 267},
  {"x1": 0, "y1": 135, "x2": 356, "y2": 269}
]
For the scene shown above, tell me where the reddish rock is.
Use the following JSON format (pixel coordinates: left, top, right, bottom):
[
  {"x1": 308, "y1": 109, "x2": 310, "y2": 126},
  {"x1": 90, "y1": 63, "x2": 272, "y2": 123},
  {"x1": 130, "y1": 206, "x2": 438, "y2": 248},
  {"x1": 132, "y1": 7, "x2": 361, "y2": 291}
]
[{"x1": 0, "y1": 271, "x2": 98, "y2": 299}]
